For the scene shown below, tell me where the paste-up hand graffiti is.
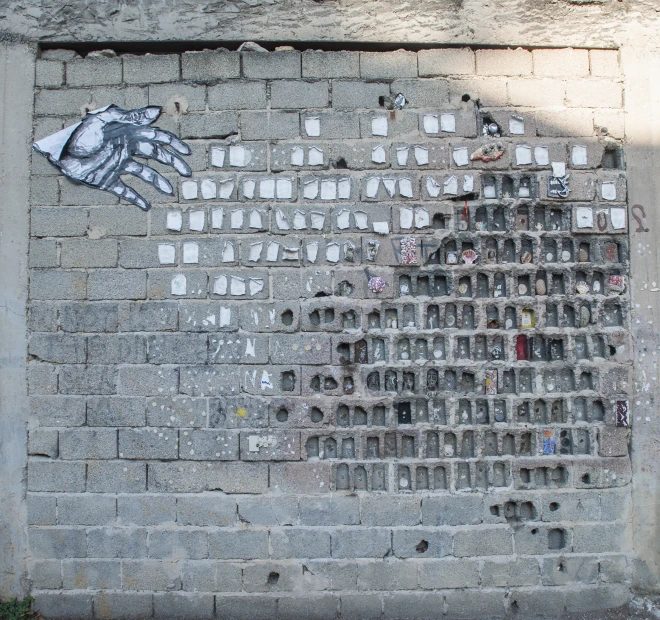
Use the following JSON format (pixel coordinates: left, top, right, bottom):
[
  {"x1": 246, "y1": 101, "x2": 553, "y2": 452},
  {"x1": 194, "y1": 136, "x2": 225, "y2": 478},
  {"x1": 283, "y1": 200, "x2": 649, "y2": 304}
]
[{"x1": 32, "y1": 104, "x2": 191, "y2": 210}]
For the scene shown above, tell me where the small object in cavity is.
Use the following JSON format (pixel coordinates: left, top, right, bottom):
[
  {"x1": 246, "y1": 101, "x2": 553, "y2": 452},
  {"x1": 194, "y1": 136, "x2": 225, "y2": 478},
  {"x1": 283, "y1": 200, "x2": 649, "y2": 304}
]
[
  {"x1": 607, "y1": 275, "x2": 625, "y2": 295},
  {"x1": 543, "y1": 429, "x2": 555, "y2": 455},
  {"x1": 521, "y1": 308, "x2": 534, "y2": 328},
  {"x1": 520, "y1": 251, "x2": 532, "y2": 264},
  {"x1": 393, "y1": 93, "x2": 407, "y2": 109},
  {"x1": 462, "y1": 249, "x2": 478, "y2": 265},
  {"x1": 592, "y1": 280, "x2": 601, "y2": 294},
  {"x1": 561, "y1": 250, "x2": 572, "y2": 262},
  {"x1": 578, "y1": 248, "x2": 589, "y2": 262},
  {"x1": 458, "y1": 283, "x2": 468, "y2": 295},
  {"x1": 485, "y1": 369, "x2": 497, "y2": 395},
  {"x1": 400, "y1": 237, "x2": 418, "y2": 265},
  {"x1": 470, "y1": 142, "x2": 505, "y2": 162},
  {"x1": 368, "y1": 276, "x2": 387, "y2": 294},
  {"x1": 576, "y1": 281, "x2": 590, "y2": 295},
  {"x1": 579, "y1": 305, "x2": 591, "y2": 327},
  {"x1": 446, "y1": 251, "x2": 458, "y2": 265},
  {"x1": 536, "y1": 279, "x2": 547, "y2": 296},
  {"x1": 366, "y1": 240, "x2": 380, "y2": 261}
]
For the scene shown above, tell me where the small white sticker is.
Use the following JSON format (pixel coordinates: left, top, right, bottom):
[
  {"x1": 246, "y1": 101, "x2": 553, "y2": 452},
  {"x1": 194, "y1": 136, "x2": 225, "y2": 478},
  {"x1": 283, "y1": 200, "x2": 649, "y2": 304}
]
[
  {"x1": 602, "y1": 182, "x2": 617, "y2": 201},
  {"x1": 211, "y1": 207, "x2": 224, "y2": 230},
  {"x1": 249, "y1": 242, "x2": 263, "y2": 262},
  {"x1": 534, "y1": 146, "x2": 549, "y2": 165},
  {"x1": 373, "y1": 221, "x2": 389, "y2": 234},
  {"x1": 336, "y1": 209, "x2": 351, "y2": 230},
  {"x1": 171, "y1": 274, "x2": 187, "y2": 296},
  {"x1": 291, "y1": 146, "x2": 304, "y2": 166},
  {"x1": 243, "y1": 179, "x2": 256, "y2": 199},
  {"x1": 249, "y1": 278, "x2": 264, "y2": 296},
  {"x1": 293, "y1": 210, "x2": 307, "y2": 230},
  {"x1": 310, "y1": 212, "x2": 325, "y2": 230},
  {"x1": 183, "y1": 242, "x2": 198, "y2": 264},
  {"x1": 372, "y1": 145, "x2": 387, "y2": 163},
  {"x1": 463, "y1": 175, "x2": 474, "y2": 193},
  {"x1": 249, "y1": 209, "x2": 262, "y2": 229},
  {"x1": 188, "y1": 210, "x2": 205, "y2": 231},
  {"x1": 353, "y1": 211, "x2": 368, "y2": 230},
  {"x1": 414, "y1": 146, "x2": 429, "y2": 165},
  {"x1": 276, "y1": 209, "x2": 289, "y2": 230},
  {"x1": 259, "y1": 179, "x2": 275, "y2": 199},
  {"x1": 306, "y1": 241, "x2": 319, "y2": 263},
  {"x1": 515, "y1": 145, "x2": 532, "y2": 166},
  {"x1": 399, "y1": 178, "x2": 413, "y2": 198},
  {"x1": 400, "y1": 207, "x2": 414, "y2": 229},
  {"x1": 321, "y1": 180, "x2": 337, "y2": 200},
  {"x1": 222, "y1": 241, "x2": 235, "y2": 263},
  {"x1": 426, "y1": 177, "x2": 441, "y2": 198},
  {"x1": 444, "y1": 175, "x2": 458, "y2": 195},
  {"x1": 610, "y1": 207, "x2": 626, "y2": 229},
  {"x1": 201, "y1": 179, "x2": 216, "y2": 200},
  {"x1": 372, "y1": 117, "x2": 388, "y2": 137},
  {"x1": 166, "y1": 211, "x2": 182, "y2": 231},
  {"x1": 572, "y1": 145, "x2": 588, "y2": 166},
  {"x1": 230, "y1": 209, "x2": 244, "y2": 229},
  {"x1": 213, "y1": 275, "x2": 227, "y2": 295},
  {"x1": 229, "y1": 145, "x2": 249, "y2": 167},
  {"x1": 551, "y1": 162, "x2": 566, "y2": 177},
  {"x1": 576, "y1": 207, "x2": 594, "y2": 228},
  {"x1": 181, "y1": 180, "x2": 198, "y2": 200},
  {"x1": 305, "y1": 117, "x2": 320, "y2": 137},
  {"x1": 423, "y1": 114, "x2": 439, "y2": 134},
  {"x1": 276, "y1": 178, "x2": 293, "y2": 199},
  {"x1": 267, "y1": 241, "x2": 280, "y2": 262},
  {"x1": 158, "y1": 244, "x2": 175, "y2": 265},
  {"x1": 303, "y1": 179, "x2": 319, "y2": 200},
  {"x1": 396, "y1": 147, "x2": 409, "y2": 166},
  {"x1": 218, "y1": 179, "x2": 234, "y2": 200},
  {"x1": 230, "y1": 276, "x2": 246, "y2": 296},
  {"x1": 308, "y1": 147, "x2": 324, "y2": 166},
  {"x1": 509, "y1": 116, "x2": 525, "y2": 135},
  {"x1": 415, "y1": 208, "x2": 430, "y2": 228},
  {"x1": 453, "y1": 147, "x2": 469, "y2": 167},
  {"x1": 211, "y1": 147, "x2": 225, "y2": 168},
  {"x1": 326, "y1": 242, "x2": 340, "y2": 263}
]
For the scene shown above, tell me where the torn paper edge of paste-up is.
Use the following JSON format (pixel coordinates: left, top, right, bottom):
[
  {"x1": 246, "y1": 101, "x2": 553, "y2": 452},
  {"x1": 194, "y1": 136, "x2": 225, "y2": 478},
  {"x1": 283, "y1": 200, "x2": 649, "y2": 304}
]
[
  {"x1": 230, "y1": 276, "x2": 246, "y2": 296},
  {"x1": 201, "y1": 179, "x2": 217, "y2": 200},
  {"x1": 189, "y1": 210, "x2": 205, "y2": 231},
  {"x1": 222, "y1": 241, "x2": 235, "y2": 263},
  {"x1": 308, "y1": 146, "x2": 324, "y2": 166},
  {"x1": 212, "y1": 207, "x2": 224, "y2": 229},
  {"x1": 305, "y1": 117, "x2": 320, "y2": 137},
  {"x1": 183, "y1": 242, "x2": 199, "y2": 264},
  {"x1": 336, "y1": 209, "x2": 350, "y2": 230},
  {"x1": 276, "y1": 209, "x2": 290, "y2": 230},
  {"x1": 423, "y1": 114, "x2": 439, "y2": 134},
  {"x1": 214, "y1": 275, "x2": 227, "y2": 295},
  {"x1": 211, "y1": 147, "x2": 225, "y2": 168},
  {"x1": 306, "y1": 241, "x2": 319, "y2": 263},
  {"x1": 181, "y1": 180, "x2": 198, "y2": 200},
  {"x1": 366, "y1": 177, "x2": 380, "y2": 198},
  {"x1": 293, "y1": 210, "x2": 307, "y2": 230},
  {"x1": 310, "y1": 211, "x2": 325, "y2": 230},
  {"x1": 426, "y1": 177, "x2": 441, "y2": 198},
  {"x1": 243, "y1": 179, "x2": 256, "y2": 199},
  {"x1": 396, "y1": 146, "x2": 410, "y2": 166},
  {"x1": 440, "y1": 113, "x2": 456, "y2": 133},
  {"x1": 249, "y1": 278, "x2": 264, "y2": 296},
  {"x1": 249, "y1": 242, "x2": 263, "y2": 262},
  {"x1": 353, "y1": 210, "x2": 368, "y2": 230},
  {"x1": 276, "y1": 178, "x2": 293, "y2": 199},
  {"x1": 230, "y1": 209, "x2": 244, "y2": 229},
  {"x1": 171, "y1": 274, "x2": 187, "y2": 296},
  {"x1": 326, "y1": 242, "x2": 340, "y2": 263},
  {"x1": 158, "y1": 244, "x2": 175, "y2": 264},
  {"x1": 249, "y1": 209, "x2": 262, "y2": 229},
  {"x1": 291, "y1": 146, "x2": 304, "y2": 166},
  {"x1": 303, "y1": 179, "x2": 319, "y2": 200},
  {"x1": 267, "y1": 241, "x2": 280, "y2": 262},
  {"x1": 166, "y1": 211, "x2": 182, "y2": 231},
  {"x1": 372, "y1": 145, "x2": 387, "y2": 164},
  {"x1": 400, "y1": 206, "x2": 414, "y2": 229}
]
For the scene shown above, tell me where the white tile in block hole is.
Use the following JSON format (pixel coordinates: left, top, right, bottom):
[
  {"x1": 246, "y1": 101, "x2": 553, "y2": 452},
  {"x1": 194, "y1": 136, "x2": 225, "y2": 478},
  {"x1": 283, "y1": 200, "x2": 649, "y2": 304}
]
[
  {"x1": 230, "y1": 276, "x2": 245, "y2": 296},
  {"x1": 426, "y1": 177, "x2": 441, "y2": 198},
  {"x1": 211, "y1": 147, "x2": 226, "y2": 168},
  {"x1": 444, "y1": 176, "x2": 458, "y2": 195},
  {"x1": 158, "y1": 244, "x2": 176, "y2": 264},
  {"x1": 293, "y1": 210, "x2": 307, "y2": 230},
  {"x1": 515, "y1": 145, "x2": 532, "y2": 166},
  {"x1": 303, "y1": 180, "x2": 319, "y2": 200},
  {"x1": 321, "y1": 180, "x2": 337, "y2": 200},
  {"x1": 249, "y1": 209, "x2": 262, "y2": 229},
  {"x1": 396, "y1": 147, "x2": 409, "y2": 166},
  {"x1": 183, "y1": 242, "x2": 199, "y2": 264},
  {"x1": 440, "y1": 114, "x2": 456, "y2": 133},
  {"x1": 181, "y1": 180, "x2": 198, "y2": 200},
  {"x1": 372, "y1": 117, "x2": 388, "y2": 137},
  {"x1": 423, "y1": 114, "x2": 439, "y2": 134},
  {"x1": 326, "y1": 242, "x2": 340, "y2": 263},
  {"x1": 230, "y1": 209, "x2": 243, "y2": 229},
  {"x1": 308, "y1": 147, "x2": 324, "y2": 166},
  {"x1": 249, "y1": 278, "x2": 264, "y2": 296},
  {"x1": 171, "y1": 274, "x2": 187, "y2": 296},
  {"x1": 463, "y1": 175, "x2": 474, "y2": 193},
  {"x1": 602, "y1": 182, "x2": 617, "y2": 201},
  {"x1": 310, "y1": 211, "x2": 325, "y2": 230},
  {"x1": 267, "y1": 241, "x2": 280, "y2": 262},
  {"x1": 230, "y1": 145, "x2": 249, "y2": 167},
  {"x1": 306, "y1": 241, "x2": 319, "y2": 263},
  {"x1": 610, "y1": 207, "x2": 626, "y2": 229},
  {"x1": 276, "y1": 178, "x2": 293, "y2": 199},
  {"x1": 276, "y1": 209, "x2": 289, "y2": 230},
  {"x1": 400, "y1": 207, "x2": 414, "y2": 229},
  {"x1": 212, "y1": 208, "x2": 224, "y2": 229},
  {"x1": 291, "y1": 146, "x2": 304, "y2": 166},
  {"x1": 249, "y1": 242, "x2": 263, "y2": 262},
  {"x1": 259, "y1": 179, "x2": 275, "y2": 199},
  {"x1": 509, "y1": 116, "x2": 525, "y2": 135},
  {"x1": 243, "y1": 179, "x2": 256, "y2": 199},
  {"x1": 453, "y1": 147, "x2": 469, "y2": 167},
  {"x1": 336, "y1": 209, "x2": 350, "y2": 230},
  {"x1": 382, "y1": 178, "x2": 396, "y2": 197},
  {"x1": 338, "y1": 178, "x2": 350, "y2": 199},
  {"x1": 534, "y1": 146, "x2": 549, "y2": 166},
  {"x1": 305, "y1": 117, "x2": 320, "y2": 137},
  {"x1": 189, "y1": 210, "x2": 205, "y2": 231},
  {"x1": 201, "y1": 179, "x2": 216, "y2": 200},
  {"x1": 214, "y1": 275, "x2": 227, "y2": 295},
  {"x1": 166, "y1": 211, "x2": 182, "y2": 231},
  {"x1": 399, "y1": 178, "x2": 413, "y2": 198},
  {"x1": 218, "y1": 179, "x2": 234, "y2": 200},
  {"x1": 222, "y1": 241, "x2": 235, "y2": 263},
  {"x1": 372, "y1": 145, "x2": 387, "y2": 164},
  {"x1": 414, "y1": 147, "x2": 429, "y2": 165},
  {"x1": 572, "y1": 145, "x2": 588, "y2": 166}
]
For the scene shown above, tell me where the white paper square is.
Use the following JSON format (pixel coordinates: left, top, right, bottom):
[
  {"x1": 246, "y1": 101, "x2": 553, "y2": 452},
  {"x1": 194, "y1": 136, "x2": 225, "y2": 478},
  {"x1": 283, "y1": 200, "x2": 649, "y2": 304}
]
[
  {"x1": 171, "y1": 274, "x2": 186, "y2": 296},
  {"x1": 219, "y1": 307, "x2": 231, "y2": 327},
  {"x1": 336, "y1": 209, "x2": 350, "y2": 230},
  {"x1": 366, "y1": 177, "x2": 380, "y2": 198},
  {"x1": 426, "y1": 177, "x2": 441, "y2": 198},
  {"x1": 158, "y1": 244, "x2": 175, "y2": 264},
  {"x1": 515, "y1": 145, "x2": 532, "y2": 165},
  {"x1": 414, "y1": 146, "x2": 429, "y2": 165},
  {"x1": 453, "y1": 147, "x2": 469, "y2": 167},
  {"x1": 326, "y1": 242, "x2": 340, "y2": 263},
  {"x1": 222, "y1": 241, "x2": 235, "y2": 263},
  {"x1": 276, "y1": 178, "x2": 293, "y2": 199},
  {"x1": 306, "y1": 241, "x2": 319, "y2": 263},
  {"x1": 551, "y1": 162, "x2": 566, "y2": 177},
  {"x1": 399, "y1": 178, "x2": 413, "y2": 198},
  {"x1": 230, "y1": 276, "x2": 246, "y2": 296},
  {"x1": 572, "y1": 145, "x2": 588, "y2": 166},
  {"x1": 293, "y1": 210, "x2": 307, "y2": 230},
  {"x1": 230, "y1": 209, "x2": 244, "y2": 229},
  {"x1": 372, "y1": 117, "x2": 388, "y2": 137},
  {"x1": 303, "y1": 180, "x2": 319, "y2": 200},
  {"x1": 166, "y1": 211, "x2": 182, "y2": 231},
  {"x1": 308, "y1": 147, "x2": 324, "y2": 166},
  {"x1": 229, "y1": 145, "x2": 249, "y2": 167},
  {"x1": 423, "y1": 114, "x2": 439, "y2": 134},
  {"x1": 463, "y1": 175, "x2": 474, "y2": 193},
  {"x1": 267, "y1": 241, "x2": 280, "y2": 262},
  {"x1": 282, "y1": 247, "x2": 299, "y2": 261},
  {"x1": 181, "y1": 180, "x2": 198, "y2": 200},
  {"x1": 372, "y1": 145, "x2": 387, "y2": 163},
  {"x1": 509, "y1": 116, "x2": 525, "y2": 135},
  {"x1": 321, "y1": 180, "x2": 337, "y2": 200},
  {"x1": 353, "y1": 211, "x2": 368, "y2": 230},
  {"x1": 382, "y1": 178, "x2": 396, "y2": 197},
  {"x1": 242, "y1": 179, "x2": 256, "y2": 199},
  {"x1": 199, "y1": 179, "x2": 216, "y2": 200},
  {"x1": 259, "y1": 179, "x2": 275, "y2": 199},
  {"x1": 338, "y1": 178, "x2": 351, "y2": 199},
  {"x1": 396, "y1": 147, "x2": 409, "y2": 166},
  {"x1": 310, "y1": 212, "x2": 325, "y2": 230},
  {"x1": 444, "y1": 175, "x2": 458, "y2": 195},
  {"x1": 276, "y1": 209, "x2": 289, "y2": 230},
  {"x1": 534, "y1": 146, "x2": 549, "y2": 165},
  {"x1": 440, "y1": 113, "x2": 456, "y2": 133},
  {"x1": 249, "y1": 242, "x2": 263, "y2": 262},
  {"x1": 189, "y1": 210, "x2": 205, "y2": 231},
  {"x1": 610, "y1": 207, "x2": 626, "y2": 229},
  {"x1": 400, "y1": 207, "x2": 414, "y2": 229},
  {"x1": 291, "y1": 146, "x2": 304, "y2": 166},
  {"x1": 212, "y1": 208, "x2": 224, "y2": 229},
  {"x1": 305, "y1": 117, "x2": 320, "y2": 137},
  {"x1": 415, "y1": 208, "x2": 430, "y2": 228},
  {"x1": 211, "y1": 147, "x2": 225, "y2": 168},
  {"x1": 576, "y1": 207, "x2": 594, "y2": 228},
  {"x1": 249, "y1": 209, "x2": 262, "y2": 229},
  {"x1": 602, "y1": 182, "x2": 616, "y2": 201},
  {"x1": 183, "y1": 242, "x2": 198, "y2": 264},
  {"x1": 213, "y1": 275, "x2": 227, "y2": 295},
  {"x1": 218, "y1": 179, "x2": 234, "y2": 199},
  {"x1": 249, "y1": 278, "x2": 264, "y2": 296},
  {"x1": 484, "y1": 184, "x2": 496, "y2": 199},
  {"x1": 373, "y1": 221, "x2": 389, "y2": 235}
]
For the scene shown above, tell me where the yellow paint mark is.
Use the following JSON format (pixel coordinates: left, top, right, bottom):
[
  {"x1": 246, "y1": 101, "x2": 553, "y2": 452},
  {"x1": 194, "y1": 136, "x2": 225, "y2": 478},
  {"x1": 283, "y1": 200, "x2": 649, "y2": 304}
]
[{"x1": 236, "y1": 408, "x2": 247, "y2": 418}]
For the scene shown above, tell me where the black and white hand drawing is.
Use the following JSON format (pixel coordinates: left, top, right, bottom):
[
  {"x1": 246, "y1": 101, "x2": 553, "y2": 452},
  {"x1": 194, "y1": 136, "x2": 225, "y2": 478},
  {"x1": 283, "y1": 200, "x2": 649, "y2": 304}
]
[{"x1": 32, "y1": 104, "x2": 191, "y2": 210}]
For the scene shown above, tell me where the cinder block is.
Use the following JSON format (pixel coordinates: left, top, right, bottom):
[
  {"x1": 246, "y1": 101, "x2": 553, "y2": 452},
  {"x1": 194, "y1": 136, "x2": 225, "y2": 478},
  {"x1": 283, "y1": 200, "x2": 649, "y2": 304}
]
[
  {"x1": 341, "y1": 594, "x2": 383, "y2": 620},
  {"x1": 122, "y1": 560, "x2": 181, "y2": 590},
  {"x1": 389, "y1": 78, "x2": 449, "y2": 108},
  {"x1": 87, "y1": 462, "x2": 147, "y2": 493},
  {"x1": 153, "y1": 592, "x2": 214, "y2": 619},
  {"x1": 508, "y1": 78, "x2": 566, "y2": 107},
  {"x1": 29, "y1": 302, "x2": 59, "y2": 332},
  {"x1": 28, "y1": 362, "x2": 58, "y2": 395},
  {"x1": 299, "y1": 496, "x2": 359, "y2": 525},
  {"x1": 29, "y1": 528, "x2": 87, "y2": 558},
  {"x1": 123, "y1": 53, "x2": 180, "y2": 84},
  {"x1": 269, "y1": 462, "x2": 332, "y2": 494},
  {"x1": 35, "y1": 88, "x2": 92, "y2": 115},
  {"x1": 182, "y1": 429, "x2": 240, "y2": 460},
  {"x1": 331, "y1": 528, "x2": 391, "y2": 558},
  {"x1": 176, "y1": 496, "x2": 237, "y2": 526},
  {"x1": 59, "y1": 365, "x2": 117, "y2": 395},
  {"x1": 507, "y1": 589, "x2": 565, "y2": 618},
  {"x1": 536, "y1": 109, "x2": 594, "y2": 137},
  {"x1": 36, "y1": 60, "x2": 65, "y2": 87},
  {"x1": 59, "y1": 428, "x2": 118, "y2": 459},
  {"x1": 208, "y1": 81, "x2": 267, "y2": 110},
  {"x1": 94, "y1": 592, "x2": 153, "y2": 619},
  {"x1": 242, "y1": 51, "x2": 301, "y2": 78},
  {"x1": 30, "y1": 175, "x2": 60, "y2": 206},
  {"x1": 181, "y1": 561, "x2": 242, "y2": 592},
  {"x1": 566, "y1": 79, "x2": 622, "y2": 108},
  {"x1": 418, "y1": 558, "x2": 480, "y2": 588},
  {"x1": 453, "y1": 527, "x2": 513, "y2": 556},
  {"x1": 117, "y1": 365, "x2": 179, "y2": 396},
  {"x1": 332, "y1": 81, "x2": 390, "y2": 109},
  {"x1": 30, "y1": 270, "x2": 87, "y2": 300},
  {"x1": 119, "y1": 428, "x2": 178, "y2": 460},
  {"x1": 180, "y1": 112, "x2": 239, "y2": 139},
  {"x1": 482, "y1": 557, "x2": 541, "y2": 586},
  {"x1": 87, "y1": 334, "x2": 147, "y2": 364},
  {"x1": 208, "y1": 530, "x2": 268, "y2": 559},
  {"x1": 148, "y1": 462, "x2": 268, "y2": 493},
  {"x1": 30, "y1": 559, "x2": 62, "y2": 589},
  {"x1": 60, "y1": 179, "x2": 118, "y2": 206},
  {"x1": 302, "y1": 51, "x2": 360, "y2": 78},
  {"x1": 32, "y1": 593, "x2": 93, "y2": 619},
  {"x1": 594, "y1": 108, "x2": 625, "y2": 139},
  {"x1": 422, "y1": 495, "x2": 483, "y2": 526},
  {"x1": 600, "y1": 426, "x2": 629, "y2": 456},
  {"x1": 418, "y1": 48, "x2": 475, "y2": 76},
  {"x1": 28, "y1": 333, "x2": 86, "y2": 364},
  {"x1": 147, "y1": 333, "x2": 208, "y2": 364},
  {"x1": 541, "y1": 555, "x2": 598, "y2": 586},
  {"x1": 590, "y1": 49, "x2": 620, "y2": 77},
  {"x1": 573, "y1": 523, "x2": 625, "y2": 553},
  {"x1": 237, "y1": 497, "x2": 298, "y2": 526},
  {"x1": 118, "y1": 496, "x2": 176, "y2": 526},
  {"x1": 30, "y1": 395, "x2": 86, "y2": 426},
  {"x1": 182, "y1": 50, "x2": 240, "y2": 80},
  {"x1": 305, "y1": 560, "x2": 358, "y2": 591},
  {"x1": 360, "y1": 496, "x2": 421, "y2": 526},
  {"x1": 29, "y1": 239, "x2": 59, "y2": 268},
  {"x1": 215, "y1": 595, "x2": 277, "y2": 618},
  {"x1": 28, "y1": 429, "x2": 59, "y2": 458},
  {"x1": 240, "y1": 110, "x2": 300, "y2": 140},
  {"x1": 278, "y1": 594, "x2": 339, "y2": 619},
  {"x1": 271, "y1": 80, "x2": 329, "y2": 109},
  {"x1": 87, "y1": 396, "x2": 145, "y2": 426},
  {"x1": 27, "y1": 494, "x2": 57, "y2": 525},
  {"x1": 533, "y1": 48, "x2": 589, "y2": 77},
  {"x1": 149, "y1": 83, "x2": 207, "y2": 112},
  {"x1": 179, "y1": 364, "x2": 239, "y2": 397},
  {"x1": 359, "y1": 560, "x2": 418, "y2": 590},
  {"x1": 87, "y1": 270, "x2": 146, "y2": 300},
  {"x1": 87, "y1": 528, "x2": 148, "y2": 558},
  {"x1": 149, "y1": 530, "x2": 208, "y2": 560},
  {"x1": 118, "y1": 301, "x2": 178, "y2": 332},
  {"x1": 360, "y1": 51, "x2": 417, "y2": 79},
  {"x1": 60, "y1": 302, "x2": 118, "y2": 333},
  {"x1": 88, "y1": 206, "x2": 147, "y2": 237},
  {"x1": 301, "y1": 111, "x2": 360, "y2": 139},
  {"x1": 67, "y1": 57, "x2": 122, "y2": 86},
  {"x1": 271, "y1": 528, "x2": 331, "y2": 559},
  {"x1": 393, "y1": 528, "x2": 451, "y2": 558},
  {"x1": 242, "y1": 561, "x2": 300, "y2": 592},
  {"x1": 62, "y1": 559, "x2": 121, "y2": 589},
  {"x1": 565, "y1": 585, "x2": 632, "y2": 613},
  {"x1": 476, "y1": 48, "x2": 532, "y2": 76}
]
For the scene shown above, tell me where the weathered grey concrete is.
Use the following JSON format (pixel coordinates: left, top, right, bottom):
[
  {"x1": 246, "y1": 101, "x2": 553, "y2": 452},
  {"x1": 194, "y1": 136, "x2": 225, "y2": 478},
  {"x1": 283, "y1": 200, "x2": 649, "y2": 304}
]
[{"x1": 0, "y1": 43, "x2": 34, "y2": 597}]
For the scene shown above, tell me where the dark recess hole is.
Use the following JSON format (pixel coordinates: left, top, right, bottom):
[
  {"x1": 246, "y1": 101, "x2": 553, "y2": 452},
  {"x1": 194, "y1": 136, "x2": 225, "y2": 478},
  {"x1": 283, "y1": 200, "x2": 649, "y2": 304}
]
[
  {"x1": 335, "y1": 157, "x2": 348, "y2": 169},
  {"x1": 378, "y1": 96, "x2": 386, "y2": 107},
  {"x1": 314, "y1": 291, "x2": 329, "y2": 297},
  {"x1": 549, "y1": 502, "x2": 560, "y2": 512},
  {"x1": 548, "y1": 528, "x2": 566, "y2": 550},
  {"x1": 531, "y1": 528, "x2": 539, "y2": 535},
  {"x1": 267, "y1": 572, "x2": 280, "y2": 585},
  {"x1": 490, "y1": 505, "x2": 500, "y2": 517},
  {"x1": 581, "y1": 473, "x2": 591, "y2": 484},
  {"x1": 397, "y1": 401, "x2": 412, "y2": 425},
  {"x1": 281, "y1": 309, "x2": 294, "y2": 326},
  {"x1": 276, "y1": 408, "x2": 288, "y2": 422},
  {"x1": 310, "y1": 407, "x2": 324, "y2": 422},
  {"x1": 461, "y1": 93, "x2": 471, "y2": 102},
  {"x1": 416, "y1": 540, "x2": 429, "y2": 553},
  {"x1": 510, "y1": 600, "x2": 519, "y2": 614},
  {"x1": 558, "y1": 562, "x2": 565, "y2": 572}
]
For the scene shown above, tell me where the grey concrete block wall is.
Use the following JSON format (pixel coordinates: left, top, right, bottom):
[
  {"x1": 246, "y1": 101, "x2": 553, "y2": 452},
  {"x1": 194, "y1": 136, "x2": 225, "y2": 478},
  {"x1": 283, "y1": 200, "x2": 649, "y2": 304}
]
[{"x1": 24, "y1": 46, "x2": 637, "y2": 618}]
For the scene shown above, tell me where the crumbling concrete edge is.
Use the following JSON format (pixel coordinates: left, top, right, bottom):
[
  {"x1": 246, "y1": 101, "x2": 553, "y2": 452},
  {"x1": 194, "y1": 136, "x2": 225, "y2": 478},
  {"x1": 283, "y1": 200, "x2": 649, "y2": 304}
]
[{"x1": 0, "y1": 43, "x2": 35, "y2": 598}]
